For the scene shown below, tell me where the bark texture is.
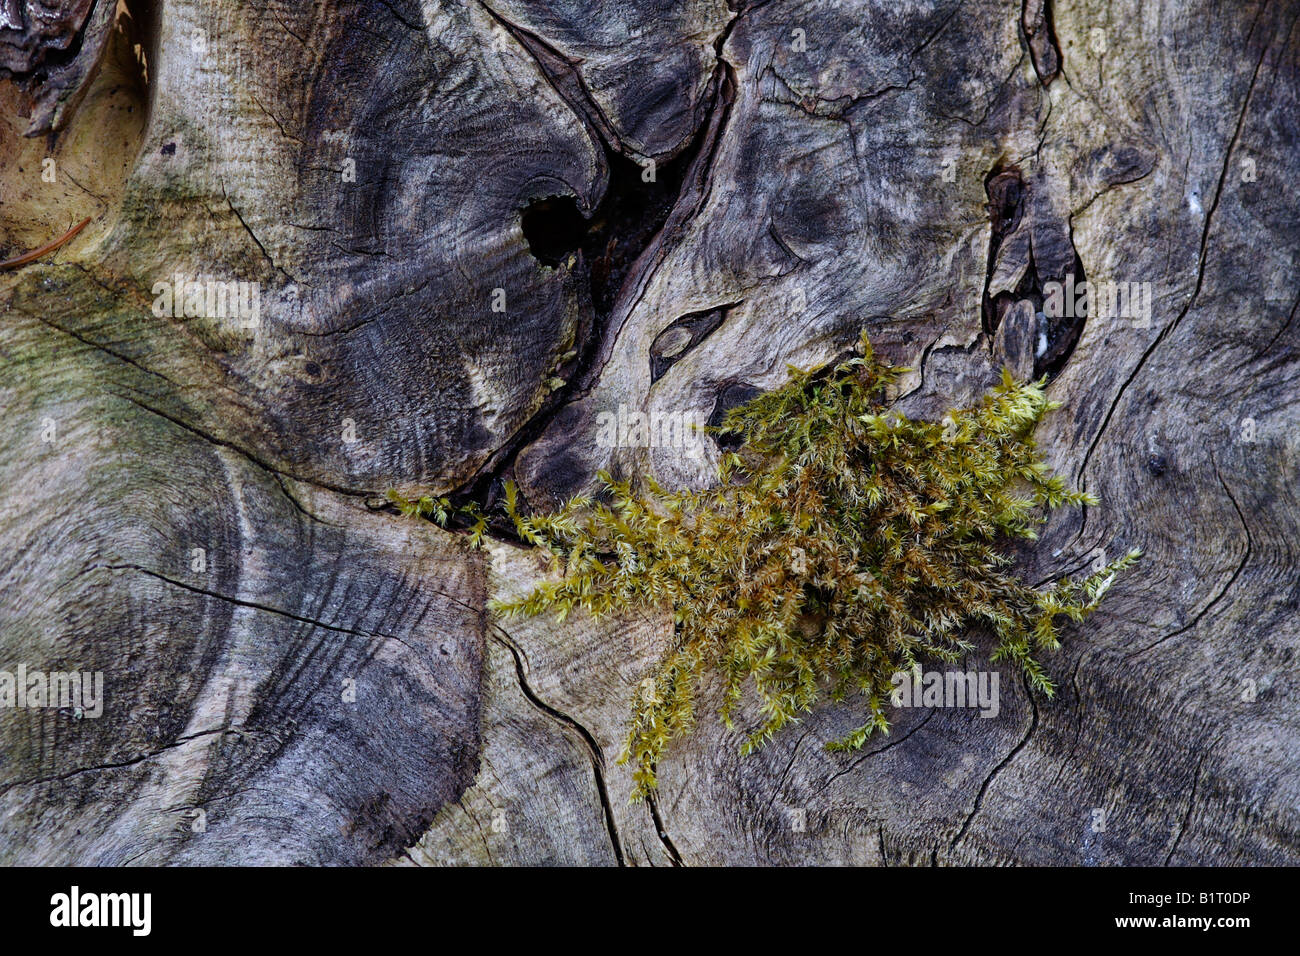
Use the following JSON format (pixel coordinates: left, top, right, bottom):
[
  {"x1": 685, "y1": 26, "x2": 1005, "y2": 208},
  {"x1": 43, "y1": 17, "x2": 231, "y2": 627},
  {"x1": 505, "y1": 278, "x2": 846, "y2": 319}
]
[{"x1": 1, "y1": 0, "x2": 1297, "y2": 865}]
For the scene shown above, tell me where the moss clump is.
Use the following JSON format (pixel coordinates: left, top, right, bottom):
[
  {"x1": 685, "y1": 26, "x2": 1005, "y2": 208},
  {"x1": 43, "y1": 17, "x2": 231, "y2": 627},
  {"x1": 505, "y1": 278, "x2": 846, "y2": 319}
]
[{"x1": 402, "y1": 332, "x2": 1137, "y2": 798}]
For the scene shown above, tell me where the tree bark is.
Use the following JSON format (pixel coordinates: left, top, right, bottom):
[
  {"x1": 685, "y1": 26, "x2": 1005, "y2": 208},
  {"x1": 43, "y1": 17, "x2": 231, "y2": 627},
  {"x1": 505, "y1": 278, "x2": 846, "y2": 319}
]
[{"x1": 1, "y1": 0, "x2": 1297, "y2": 865}]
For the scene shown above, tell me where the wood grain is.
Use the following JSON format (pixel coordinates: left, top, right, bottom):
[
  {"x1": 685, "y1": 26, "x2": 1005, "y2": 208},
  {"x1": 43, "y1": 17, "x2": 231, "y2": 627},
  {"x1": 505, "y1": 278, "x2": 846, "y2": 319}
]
[{"x1": 1, "y1": 0, "x2": 1296, "y2": 864}]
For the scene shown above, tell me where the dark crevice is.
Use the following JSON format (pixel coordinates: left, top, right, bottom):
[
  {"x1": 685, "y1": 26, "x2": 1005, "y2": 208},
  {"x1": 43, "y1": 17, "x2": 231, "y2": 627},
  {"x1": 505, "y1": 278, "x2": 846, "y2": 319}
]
[
  {"x1": 520, "y1": 196, "x2": 587, "y2": 267},
  {"x1": 454, "y1": 136, "x2": 708, "y2": 529},
  {"x1": 1034, "y1": 247, "x2": 1086, "y2": 379},
  {"x1": 981, "y1": 166, "x2": 1028, "y2": 344},
  {"x1": 985, "y1": 247, "x2": 1087, "y2": 381},
  {"x1": 439, "y1": 19, "x2": 743, "y2": 527},
  {"x1": 517, "y1": 151, "x2": 702, "y2": 307},
  {"x1": 1020, "y1": 0, "x2": 1062, "y2": 87},
  {"x1": 650, "y1": 301, "x2": 740, "y2": 383},
  {"x1": 980, "y1": 164, "x2": 1086, "y2": 381},
  {"x1": 367, "y1": 6, "x2": 748, "y2": 543},
  {"x1": 708, "y1": 381, "x2": 763, "y2": 450},
  {"x1": 0, "y1": 0, "x2": 98, "y2": 79},
  {"x1": 478, "y1": 1, "x2": 624, "y2": 153},
  {"x1": 646, "y1": 792, "x2": 684, "y2": 866},
  {"x1": 583, "y1": 150, "x2": 701, "y2": 317}
]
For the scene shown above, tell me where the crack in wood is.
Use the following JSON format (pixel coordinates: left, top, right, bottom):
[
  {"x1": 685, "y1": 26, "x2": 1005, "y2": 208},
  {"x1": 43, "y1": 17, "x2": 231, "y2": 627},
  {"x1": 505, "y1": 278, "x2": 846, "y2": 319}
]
[
  {"x1": 442, "y1": 17, "x2": 744, "y2": 522},
  {"x1": 948, "y1": 675, "x2": 1038, "y2": 856},
  {"x1": 1075, "y1": 7, "x2": 1282, "y2": 500},
  {"x1": 1124, "y1": 457, "x2": 1254, "y2": 660},
  {"x1": 490, "y1": 628, "x2": 627, "y2": 866}
]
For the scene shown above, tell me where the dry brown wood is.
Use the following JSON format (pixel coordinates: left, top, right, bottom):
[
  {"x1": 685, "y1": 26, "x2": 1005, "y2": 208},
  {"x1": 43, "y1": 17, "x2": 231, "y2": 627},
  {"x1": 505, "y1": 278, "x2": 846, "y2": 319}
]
[{"x1": 1, "y1": 0, "x2": 1297, "y2": 865}]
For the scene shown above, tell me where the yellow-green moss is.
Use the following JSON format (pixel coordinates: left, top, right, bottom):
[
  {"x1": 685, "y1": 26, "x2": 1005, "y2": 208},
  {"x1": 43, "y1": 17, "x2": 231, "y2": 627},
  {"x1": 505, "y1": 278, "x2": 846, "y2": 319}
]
[{"x1": 396, "y1": 331, "x2": 1138, "y2": 799}]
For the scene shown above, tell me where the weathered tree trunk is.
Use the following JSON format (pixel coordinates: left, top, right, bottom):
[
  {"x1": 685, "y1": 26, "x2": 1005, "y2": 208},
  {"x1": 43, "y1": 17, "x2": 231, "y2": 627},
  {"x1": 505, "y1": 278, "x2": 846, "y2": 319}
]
[{"x1": 1, "y1": 0, "x2": 1297, "y2": 865}]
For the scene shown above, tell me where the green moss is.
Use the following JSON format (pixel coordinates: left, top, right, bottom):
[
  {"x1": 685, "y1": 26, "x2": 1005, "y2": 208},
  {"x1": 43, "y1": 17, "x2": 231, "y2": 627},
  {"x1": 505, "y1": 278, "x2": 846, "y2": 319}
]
[{"x1": 396, "y1": 331, "x2": 1138, "y2": 799}]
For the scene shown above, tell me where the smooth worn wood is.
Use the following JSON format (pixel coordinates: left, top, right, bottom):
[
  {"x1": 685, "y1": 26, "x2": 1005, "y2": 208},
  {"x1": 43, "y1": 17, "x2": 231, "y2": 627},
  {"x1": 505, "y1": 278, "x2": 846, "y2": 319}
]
[{"x1": 1, "y1": 0, "x2": 1297, "y2": 864}]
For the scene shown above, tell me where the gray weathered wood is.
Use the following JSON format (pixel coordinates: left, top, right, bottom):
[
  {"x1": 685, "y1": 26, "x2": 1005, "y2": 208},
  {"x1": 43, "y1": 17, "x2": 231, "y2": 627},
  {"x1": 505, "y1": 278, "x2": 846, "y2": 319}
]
[{"x1": 2, "y1": 0, "x2": 1297, "y2": 864}]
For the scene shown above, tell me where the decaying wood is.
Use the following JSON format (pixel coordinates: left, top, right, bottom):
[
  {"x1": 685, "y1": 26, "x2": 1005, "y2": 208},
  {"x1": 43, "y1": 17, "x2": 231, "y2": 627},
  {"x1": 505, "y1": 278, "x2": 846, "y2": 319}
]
[{"x1": 1, "y1": 0, "x2": 1297, "y2": 865}]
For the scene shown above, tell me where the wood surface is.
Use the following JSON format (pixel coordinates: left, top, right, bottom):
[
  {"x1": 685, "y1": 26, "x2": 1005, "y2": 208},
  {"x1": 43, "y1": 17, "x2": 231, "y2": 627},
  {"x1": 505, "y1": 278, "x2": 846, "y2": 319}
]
[{"x1": 1, "y1": 0, "x2": 1296, "y2": 864}]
